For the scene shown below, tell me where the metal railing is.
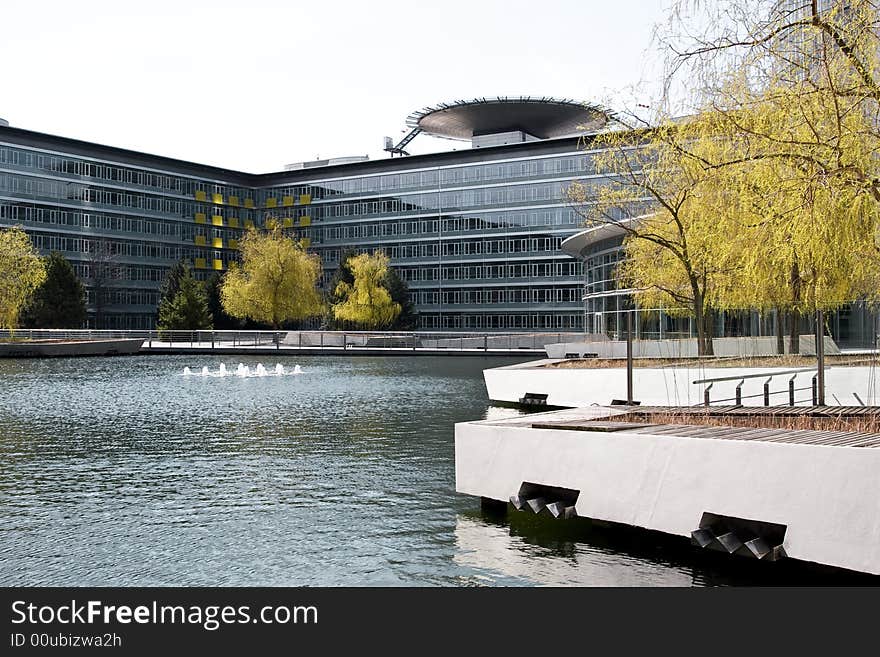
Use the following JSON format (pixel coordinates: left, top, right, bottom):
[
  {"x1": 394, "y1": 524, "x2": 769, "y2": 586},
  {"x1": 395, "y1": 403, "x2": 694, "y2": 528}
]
[
  {"x1": 694, "y1": 367, "x2": 826, "y2": 407},
  {"x1": 0, "y1": 329, "x2": 582, "y2": 353}
]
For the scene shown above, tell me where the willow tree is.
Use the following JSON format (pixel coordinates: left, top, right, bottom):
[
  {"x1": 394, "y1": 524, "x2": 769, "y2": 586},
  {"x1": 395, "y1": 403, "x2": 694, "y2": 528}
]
[
  {"x1": 331, "y1": 251, "x2": 401, "y2": 329},
  {"x1": 652, "y1": 0, "x2": 880, "y2": 351},
  {"x1": 0, "y1": 227, "x2": 47, "y2": 336},
  {"x1": 221, "y1": 224, "x2": 323, "y2": 329},
  {"x1": 570, "y1": 122, "x2": 740, "y2": 355},
  {"x1": 704, "y1": 145, "x2": 880, "y2": 352}
]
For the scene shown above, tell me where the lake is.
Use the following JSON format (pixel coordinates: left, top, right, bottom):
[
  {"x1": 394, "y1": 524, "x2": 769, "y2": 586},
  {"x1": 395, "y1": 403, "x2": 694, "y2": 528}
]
[{"x1": 0, "y1": 355, "x2": 866, "y2": 586}]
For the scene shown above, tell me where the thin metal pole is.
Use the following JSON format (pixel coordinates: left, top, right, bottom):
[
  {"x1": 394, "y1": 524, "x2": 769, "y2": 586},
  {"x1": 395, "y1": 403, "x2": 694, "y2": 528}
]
[
  {"x1": 626, "y1": 309, "x2": 633, "y2": 404},
  {"x1": 816, "y1": 309, "x2": 825, "y2": 406}
]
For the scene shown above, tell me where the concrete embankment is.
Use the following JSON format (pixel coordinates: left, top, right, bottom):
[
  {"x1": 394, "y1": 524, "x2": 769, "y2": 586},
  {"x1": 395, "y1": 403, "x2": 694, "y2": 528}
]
[
  {"x1": 0, "y1": 339, "x2": 143, "y2": 358},
  {"x1": 484, "y1": 359, "x2": 880, "y2": 407},
  {"x1": 455, "y1": 405, "x2": 880, "y2": 575}
]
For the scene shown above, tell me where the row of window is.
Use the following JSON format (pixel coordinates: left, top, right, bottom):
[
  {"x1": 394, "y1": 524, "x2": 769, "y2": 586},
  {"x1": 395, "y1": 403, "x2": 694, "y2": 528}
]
[
  {"x1": 71, "y1": 262, "x2": 168, "y2": 283},
  {"x1": 369, "y1": 236, "x2": 561, "y2": 261},
  {"x1": 0, "y1": 145, "x2": 248, "y2": 199},
  {"x1": 419, "y1": 313, "x2": 583, "y2": 330},
  {"x1": 314, "y1": 181, "x2": 580, "y2": 218},
  {"x1": 83, "y1": 310, "x2": 586, "y2": 332},
  {"x1": 1, "y1": 201, "x2": 280, "y2": 245},
  {"x1": 292, "y1": 154, "x2": 598, "y2": 200},
  {"x1": 28, "y1": 233, "x2": 238, "y2": 265},
  {"x1": 394, "y1": 261, "x2": 581, "y2": 282},
  {"x1": 412, "y1": 287, "x2": 581, "y2": 306},
  {"x1": 0, "y1": 143, "x2": 600, "y2": 207},
  {"x1": 319, "y1": 209, "x2": 580, "y2": 241},
  {"x1": 0, "y1": 203, "x2": 182, "y2": 236},
  {"x1": 0, "y1": 172, "x2": 190, "y2": 217},
  {"x1": 85, "y1": 313, "x2": 154, "y2": 330},
  {"x1": 85, "y1": 288, "x2": 160, "y2": 307}
]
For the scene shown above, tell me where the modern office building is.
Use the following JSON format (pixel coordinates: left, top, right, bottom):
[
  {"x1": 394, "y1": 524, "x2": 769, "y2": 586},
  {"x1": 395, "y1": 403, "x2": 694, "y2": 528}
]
[
  {"x1": 0, "y1": 98, "x2": 613, "y2": 332},
  {"x1": 1, "y1": 96, "x2": 875, "y2": 346}
]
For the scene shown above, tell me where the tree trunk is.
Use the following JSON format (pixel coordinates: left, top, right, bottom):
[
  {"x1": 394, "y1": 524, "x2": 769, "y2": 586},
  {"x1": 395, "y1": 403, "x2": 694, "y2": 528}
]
[
  {"x1": 789, "y1": 259, "x2": 801, "y2": 355},
  {"x1": 702, "y1": 311, "x2": 715, "y2": 356},
  {"x1": 775, "y1": 309, "x2": 786, "y2": 355},
  {"x1": 789, "y1": 309, "x2": 801, "y2": 355},
  {"x1": 693, "y1": 302, "x2": 714, "y2": 356},
  {"x1": 690, "y1": 277, "x2": 713, "y2": 357}
]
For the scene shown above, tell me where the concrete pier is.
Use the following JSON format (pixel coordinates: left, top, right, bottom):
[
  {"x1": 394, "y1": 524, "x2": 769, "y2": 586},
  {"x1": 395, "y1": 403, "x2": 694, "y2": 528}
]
[{"x1": 455, "y1": 405, "x2": 880, "y2": 575}]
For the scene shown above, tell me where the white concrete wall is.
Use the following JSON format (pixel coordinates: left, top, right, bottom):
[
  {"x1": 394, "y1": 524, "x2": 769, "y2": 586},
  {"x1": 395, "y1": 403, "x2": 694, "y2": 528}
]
[
  {"x1": 546, "y1": 335, "x2": 840, "y2": 359},
  {"x1": 455, "y1": 417, "x2": 880, "y2": 574},
  {"x1": 485, "y1": 361, "x2": 880, "y2": 407}
]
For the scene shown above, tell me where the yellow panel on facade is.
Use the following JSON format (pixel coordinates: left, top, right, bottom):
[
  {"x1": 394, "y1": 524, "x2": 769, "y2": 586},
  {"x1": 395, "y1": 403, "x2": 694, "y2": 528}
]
[
  {"x1": 244, "y1": 198, "x2": 255, "y2": 208},
  {"x1": 212, "y1": 193, "x2": 223, "y2": 205},
  {"x1": 229, "y1": 239, "x2": 239, "y2": 250},
  {"x1": 229, "y1": 195, "x2": 239, "y2": 206},
  {"x1": 299, "y1": 215, "x2": 311, "y2": 226},
  {"x1": 282, "y1": 196, "x2": 294, "y2": 206},
  {"x1": 266, "y1": 197, "x2": 277, "y2": 208},
  {"x1": 213, "y1": 259, "x2": 223, "y2": 271},
  {"x1": 212, "y1": 215, "x2": 224, "y2": 226},
  {"x1": 283, "y1": 217, "x2": 293, "y2": 228},
  {"x1": 212, "y1": 237, "x2": 223, "y2": 249},
  {"x1": 301, "y1": 237, "x2": 311, "y2": 248},
  {"x1": 228, "y1": 217, "x2": 239, "y2": 228},
  {"x1": 195, "y1": 190, "x2": 207, "y2": 201},
  {"x1": 195, "y1": 212, "x2": 207, "y2": 224},
  {"x1": 245, "y1": 219, "x2": 254, "y2": 229},
  {"x1": 194, "y1": 235, "x2": 207, "y2": 246},
  {"x1": 194, "y1": 257, "x2": 207, "y2": 269},
  {"x1": 299, "y1": 194, "x2": 312, "y2": 205}
]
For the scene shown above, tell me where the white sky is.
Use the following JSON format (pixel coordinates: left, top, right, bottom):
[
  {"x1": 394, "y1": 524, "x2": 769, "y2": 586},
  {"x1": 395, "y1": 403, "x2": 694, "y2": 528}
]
[{"x1": 1, "y1": 0, "x2": 670, "y2": 173}]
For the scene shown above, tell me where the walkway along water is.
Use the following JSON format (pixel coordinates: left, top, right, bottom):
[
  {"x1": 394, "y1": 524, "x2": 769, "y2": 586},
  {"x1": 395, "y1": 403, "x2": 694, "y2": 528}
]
[{"x1": 2, "y1": 329, "x2": 575, "y2": 357}]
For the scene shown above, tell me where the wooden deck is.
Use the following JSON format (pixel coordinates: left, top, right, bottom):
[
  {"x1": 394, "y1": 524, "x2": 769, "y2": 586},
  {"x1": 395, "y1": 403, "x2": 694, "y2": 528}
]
[
  {"x1": 635, "y1": 404, "x2": 880, "y2": 418},
  {"x1": 530, "y1": 405, "x2": 880, "y2": 448}
]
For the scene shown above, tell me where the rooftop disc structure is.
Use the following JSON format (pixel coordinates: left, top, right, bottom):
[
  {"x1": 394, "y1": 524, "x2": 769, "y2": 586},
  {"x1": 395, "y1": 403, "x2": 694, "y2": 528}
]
[{"x1": 385, "y1": 96, "x2": 613, "y2": 154}]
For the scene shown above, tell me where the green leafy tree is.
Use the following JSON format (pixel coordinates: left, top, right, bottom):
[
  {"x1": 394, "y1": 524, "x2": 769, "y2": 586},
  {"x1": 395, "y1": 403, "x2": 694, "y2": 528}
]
[
  {"x1": 328, "y1": 250, "x2": 414, "y2": 329},
  {"x1": 383, "y1": 266, "x2": 417, "y2": 330},
  {"x1": 570, "y1": 123, "x2": 735, "y2": 356},
  {"x1": 650, "y1": 0, "x2": 880, "y2": 352},
  {"x1": 221, "y1": 224, "x2": 324, "y2": 329},
  {"x1": 331, "y1": 251, "x2": 401, "y2": 329},
  {"x1": 326, "y1": 249, "x2": 358, "y2": 329},
  {"x1": 204, "y1": 272, "x2": 244, "y2": 330},
  {"x1": 158, "y1": 260, "x2": 188, "y2": 312},
  {"x1": 21, "y1": 252, "x2": 87, "y2": 328},
  {"x1": 157, "y1": 267, "x2": 213, "y2": 331},
  {"x1": 0, "y1": 227, "x2": 47, "y2": 336}
]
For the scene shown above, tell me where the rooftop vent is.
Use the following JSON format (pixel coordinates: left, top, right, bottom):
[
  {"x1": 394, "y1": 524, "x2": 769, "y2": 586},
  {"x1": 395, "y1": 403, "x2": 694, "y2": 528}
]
[{"x1": 284, "y1": 155, "x2": 369, "y2": 171}]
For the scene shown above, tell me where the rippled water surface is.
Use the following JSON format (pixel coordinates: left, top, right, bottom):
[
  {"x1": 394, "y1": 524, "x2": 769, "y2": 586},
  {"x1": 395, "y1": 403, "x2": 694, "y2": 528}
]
[{"x1": 0, "y1": 355, "x2": 867, "y2": 586}]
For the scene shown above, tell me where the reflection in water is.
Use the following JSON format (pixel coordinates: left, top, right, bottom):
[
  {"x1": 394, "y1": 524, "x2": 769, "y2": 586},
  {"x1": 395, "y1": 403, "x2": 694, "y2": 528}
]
[
  {"x1": 454, "y1": 514, "x2": 695, "y2": 586},
  {"x1": 0, "y1": 355, "x2": 872, "y2": 586}
]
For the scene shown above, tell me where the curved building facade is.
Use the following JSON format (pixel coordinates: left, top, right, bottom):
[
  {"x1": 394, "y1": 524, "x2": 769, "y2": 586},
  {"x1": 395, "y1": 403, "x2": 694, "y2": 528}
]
[
  {"x1": 1, "y1": 99, "x2": 875, "y2": 346},
  {"x1": 0, "y1": 100, "x2": 610, "y2": 332}
]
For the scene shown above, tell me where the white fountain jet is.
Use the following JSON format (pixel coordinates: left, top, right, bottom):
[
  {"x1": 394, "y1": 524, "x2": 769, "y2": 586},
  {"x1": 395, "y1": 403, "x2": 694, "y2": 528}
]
[
  {"x1": 255, "y1": 363, "x2": 268, "y2": 377},
  {"x1": 183, "y1": 366, "x2": 192, "y2": 376},
  {"x1": 218, "y1": 363, "x2": 227, "y2": 377},
  {"x1": 293, "y1": 364, "x2": 302, "y2": 375},
  {"x1": 201, "y1": 366, "x2": 210, "y2": 377},
  {"x1": 275, "y1": 364, "x2": 284, "y2": 375}
]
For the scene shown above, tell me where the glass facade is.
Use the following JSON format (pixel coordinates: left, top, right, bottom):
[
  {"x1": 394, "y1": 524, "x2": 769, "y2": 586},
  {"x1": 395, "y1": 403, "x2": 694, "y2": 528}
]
[
  {"x1": 1, "y1": 123, "x2": 876, "y2": 346},
  {"x1": 574, "y1": 234, "x2": 878, "y2": 349},
  {"x1": 0, "y1": 126, "x2": 600, "y2": 331}
]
